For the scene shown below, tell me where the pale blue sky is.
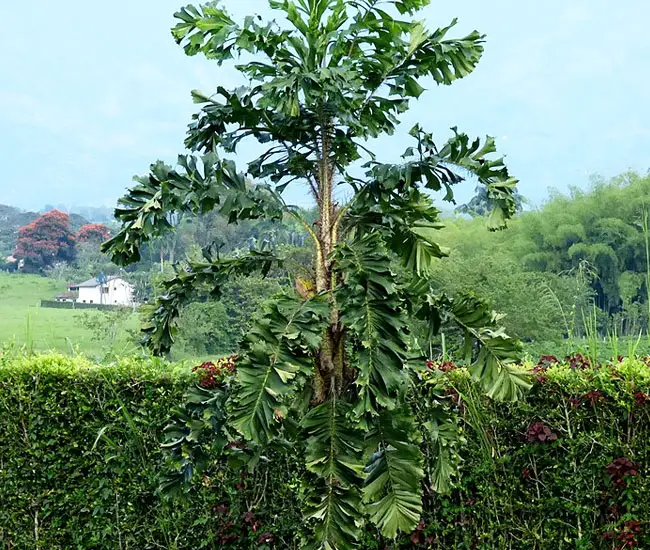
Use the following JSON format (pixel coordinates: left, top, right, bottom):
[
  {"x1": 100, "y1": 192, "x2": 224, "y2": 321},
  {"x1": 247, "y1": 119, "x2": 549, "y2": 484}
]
[{"x1": 1, "y1": 1, "x2": 649, "y2": 211}]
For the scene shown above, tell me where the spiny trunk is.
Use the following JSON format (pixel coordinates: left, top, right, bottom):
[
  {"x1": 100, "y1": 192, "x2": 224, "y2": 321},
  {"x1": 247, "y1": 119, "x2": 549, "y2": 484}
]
[
  {"x1": 315, "y1": 141, "x2": 332, "y2": 293},
  {"x1": 313, "y1": 117, "x2": 346, "y2": 403}
]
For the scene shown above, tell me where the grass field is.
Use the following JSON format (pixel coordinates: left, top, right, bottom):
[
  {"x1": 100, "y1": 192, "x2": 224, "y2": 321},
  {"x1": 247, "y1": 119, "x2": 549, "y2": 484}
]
[{"x1": 0, "y1": 272, "x2": 140, "y2": 359}]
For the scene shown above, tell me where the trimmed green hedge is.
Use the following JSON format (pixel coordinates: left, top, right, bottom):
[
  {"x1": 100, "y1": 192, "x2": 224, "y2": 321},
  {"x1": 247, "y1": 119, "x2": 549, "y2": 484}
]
[
  {"x1": 40, "y1": 300, "x2": 127, "y2": 311},
  {"x1": 423, "y1": 356, "x2": 650, "y2": 549},
  {"x1": 0, "y1": 354, "x2": 300, "y2": 549},
  {"x1": 1, "y1": 352, "x2": 650, "y2": 549}
]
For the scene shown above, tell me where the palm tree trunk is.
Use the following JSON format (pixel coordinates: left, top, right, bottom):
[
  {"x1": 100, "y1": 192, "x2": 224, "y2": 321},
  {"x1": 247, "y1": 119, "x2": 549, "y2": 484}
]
[{"x1": 314, "y1": 117, "x2": 344, "y2": 402}]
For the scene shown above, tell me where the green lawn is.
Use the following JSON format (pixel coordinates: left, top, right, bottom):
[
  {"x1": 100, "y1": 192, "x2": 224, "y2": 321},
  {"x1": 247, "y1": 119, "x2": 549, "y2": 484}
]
[{"x1": 0, "y1": 272, "x2": 140, "y2": 358}]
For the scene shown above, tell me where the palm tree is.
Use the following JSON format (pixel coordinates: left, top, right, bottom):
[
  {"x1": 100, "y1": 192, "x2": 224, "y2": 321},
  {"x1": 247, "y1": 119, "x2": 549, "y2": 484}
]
[{"x1": 103, "y1": 1, "x2": 530, "y2": 546}]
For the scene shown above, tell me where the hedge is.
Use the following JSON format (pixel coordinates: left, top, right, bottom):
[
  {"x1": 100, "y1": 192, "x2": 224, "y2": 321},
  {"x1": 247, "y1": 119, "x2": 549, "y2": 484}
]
[
  {"x1": 40, "y1": 300, "x2": 128, "y2": 311},
  {"x1": 1, "y1": 351, "x2": 650, "y2": 549}
]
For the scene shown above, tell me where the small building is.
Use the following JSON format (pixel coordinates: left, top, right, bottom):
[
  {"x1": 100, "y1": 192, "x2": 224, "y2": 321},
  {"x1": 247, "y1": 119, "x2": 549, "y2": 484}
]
[
  {"x1": 56, "y1": 275, "x2": 135, "y2": 306},
  {"x1": 3, "y1": 255, "x2": 22, "y2": 271}
]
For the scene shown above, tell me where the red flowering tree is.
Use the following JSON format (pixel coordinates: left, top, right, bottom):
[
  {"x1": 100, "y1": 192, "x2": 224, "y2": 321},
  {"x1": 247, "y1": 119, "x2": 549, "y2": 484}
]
[
  {"x1": 14, "y1": 210, "x2": 76, "y2": 271},
  {"x1": 77, "y1": 223, "x2": 111, "y2": 243}
]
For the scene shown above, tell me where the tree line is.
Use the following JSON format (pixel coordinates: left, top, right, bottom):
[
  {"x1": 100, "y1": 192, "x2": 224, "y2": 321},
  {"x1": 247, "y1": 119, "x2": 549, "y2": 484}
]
[{"x1": 442, "y1": 171, "x2": 650, "y2": 342}]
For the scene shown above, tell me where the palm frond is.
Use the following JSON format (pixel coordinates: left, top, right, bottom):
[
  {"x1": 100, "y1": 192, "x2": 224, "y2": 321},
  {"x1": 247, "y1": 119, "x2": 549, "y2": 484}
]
[
  {"x1": 302, "y1": 398, "x2": 365, "y2": 549},
  {"x1": 363, "y1": 410, "x2": 424, "y2": 539},
  {"x1": 230, "y1": 294, "x2": 330, "y2": 445},
  {"x1": 102, "y1": 153, "x2": 284, "y2": 265},
  {"x1": 335, "y1": 234, "x2": 410, "y2": 415},
  {"x1": 141, "y1": 250, "x2": 279, "y2": 355},
  {"x1": 417, "y1": 293, "x2": 532, "y2": 402}
]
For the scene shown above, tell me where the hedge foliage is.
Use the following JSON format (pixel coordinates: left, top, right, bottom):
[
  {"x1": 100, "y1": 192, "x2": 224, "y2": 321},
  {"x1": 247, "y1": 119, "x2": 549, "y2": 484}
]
[
  {"x1": 1, "y1": 351, "x2": 650, "y2": 549},
  {"x1": 0, "y1": 353, "x2": 299, "y2": 549},
  {"x1": 40, "y1": 300, "x2": 126, "y2": 311}
]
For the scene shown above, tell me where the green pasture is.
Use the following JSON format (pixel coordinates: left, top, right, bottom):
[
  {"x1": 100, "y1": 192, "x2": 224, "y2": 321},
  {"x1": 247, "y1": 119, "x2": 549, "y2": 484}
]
[{"x1": 0, "y1": 272, "x2": 139, "y2": 358}]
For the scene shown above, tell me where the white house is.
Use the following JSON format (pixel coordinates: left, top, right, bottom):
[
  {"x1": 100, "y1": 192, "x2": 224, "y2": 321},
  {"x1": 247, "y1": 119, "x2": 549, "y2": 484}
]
[
  {"x1": 56, "y1": 275, "x2": 135, "y2": 306},
  {"x1": 4, "y1": 255, "x2": 23, "y2": 270}
]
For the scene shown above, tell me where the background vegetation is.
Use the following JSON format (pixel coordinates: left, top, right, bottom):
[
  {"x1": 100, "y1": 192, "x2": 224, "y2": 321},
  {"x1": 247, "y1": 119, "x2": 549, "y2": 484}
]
[
  {"x1": 4, "y1": 171, "x2": 650, "y2": 362},
  {"x1": 0, "y1": 0, "x2": 648, "y2": 546},
  {"x1": 0, "y1": 273, "x2": 139, "y2": 358}
]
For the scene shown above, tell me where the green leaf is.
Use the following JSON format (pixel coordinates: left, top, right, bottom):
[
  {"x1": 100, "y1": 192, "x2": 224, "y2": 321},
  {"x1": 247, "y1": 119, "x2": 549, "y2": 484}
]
[
  {"x1": 335, "y1": 234, "x2": 410, "y2": 415},
  {"x1": 230, "y1": 294, "x2": 329, "y2": 445},
  {"x1": 363, "y1": 410, "x2": 424, "y2": 538},
  {"x1": 423, "y1": 407, "x2": 461, "y2": 494},
  {"x1": 138, "y1": 251, "x2": 280, "y2": 355},
  {"x1": 302, "y1": 398, "x2": 365, "y2": 549},
  {"x1": 303, "y1": 399, "x2": 364, "y2": 485},
  {"x1": 159, "y1": 383, "x2": 229, "y2": 496},
  {"x1": 102, "y1": 154, "x2": 284, "y2": 266},
  {"x1": 408, "y1": 22, "x2": 427, "y2": 55},
  {"x1": 468, "y1": 331, "x2": 533, "y2": 401},
  {"x1": 345, "y1": 183, "x2": 449, "y2": 277},
  {"x1": 303, "y1": 484, "x2": 362, "y2": 550},
  {"x1": 420, "y1": 293, "x2": 533, "y2": 402},
  {"x1": 353, "y1": 127, "x2": 518, "y2": 236}
]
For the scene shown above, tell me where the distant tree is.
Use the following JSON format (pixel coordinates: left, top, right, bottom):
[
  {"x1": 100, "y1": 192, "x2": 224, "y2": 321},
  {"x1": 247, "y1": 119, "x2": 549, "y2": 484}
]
[
  {"x1": 70, "y1": 205, "x2": 114, "y2": 223},
  {"x1": 14, "y1": 210, "x2": 76, "y2": 272},
  {"x1": 77, "y1": 223, "x2": 111, "y2": 243}
]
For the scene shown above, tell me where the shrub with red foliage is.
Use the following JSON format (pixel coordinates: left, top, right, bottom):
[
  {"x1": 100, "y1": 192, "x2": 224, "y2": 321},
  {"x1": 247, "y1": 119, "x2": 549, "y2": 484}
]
[
  {"x1": 235, "y1": 471, "x2": 249, "y2": 490},
  {"x1": 565, "y1": 353, "x2": 593, "y2": 370},
  {"x1": 215, "y1": 504, "x2": 229, "y2": 516},
  {"x1": 536, "y1": 355, "x2": 559, "y2": 369},
  {"x1": 569, "y1": 396, "x2": 582, "y2": 408},
  {"x1": 620, "y1": 521, "x2": 642, "y2": 547},
  {"x1": 211, "y1": 504, "x2": 275, "y2": 546},
  {"x1": 531, "y1": 367, "x2": 548, "y2": 384},
  {"x1": 192, "y1": 361, "x2": 220, "y2": 388},
  {"x1": 532, "y1": 355, "x2": 560, "y2": 383},
  {"x1": 607, "y1": 457, "x2": 639, "y2": 488},
  {"x1": 192, "y1": 355, "x2": 238, "y2": 388},
  {"x1": 243, "y1": 510, "x2": 259, "y2": 532},
  {"x1": 426, "y1": 359, "x2": 457, "y2": 372},
  {"x1": 77, "y1": 223, "x2": 111, "y2": 243},
  {"x1": 14, "y1": 210, "x2": 76, "y2": 270},
  {"x1": 526, "y1": 421, "x2": 558, "y2": 443},
  {"x1": 583, "y1": 390, "x2": 605, "y2": 407},
  {"x1": 409, "y1": 520, "x2": 435, "y2": 546},
  {"x1": 257, "y1": 532, "x2": 274, "y2": 545},
  {"x1": 604, "y1": 520, "x2": 642, "y2": 549}
]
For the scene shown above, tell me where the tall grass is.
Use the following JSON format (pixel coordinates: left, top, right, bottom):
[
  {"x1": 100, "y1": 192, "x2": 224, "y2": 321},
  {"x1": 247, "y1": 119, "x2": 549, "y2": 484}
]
[
  {"x1": 581, "y1": 306, "x2": 599, "y2": 366},
  {"x1": 24, "y1": 313, "x2": 34, "y2": 355},
  {"x1": 642, "y1": 206, "x2": 650, "y2": 339}
]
